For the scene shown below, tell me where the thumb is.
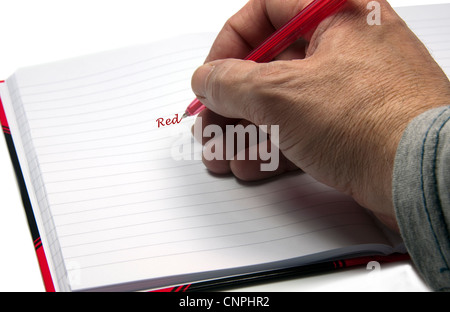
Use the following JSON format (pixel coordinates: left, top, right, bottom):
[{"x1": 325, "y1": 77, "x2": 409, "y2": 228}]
[{"x1": 191, "y1": 59, "x2": 264, "y2": 123}]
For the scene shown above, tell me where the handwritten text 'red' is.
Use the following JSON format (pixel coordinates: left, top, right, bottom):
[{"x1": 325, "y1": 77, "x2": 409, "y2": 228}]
[{"x1": 156, "y1": 114, "x2": 182, "y2": 128}]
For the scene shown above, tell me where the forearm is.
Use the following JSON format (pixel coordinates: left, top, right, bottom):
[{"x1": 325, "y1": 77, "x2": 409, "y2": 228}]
[{"x1": 393, "y1": 105, "x2": 450, "y2": 291}]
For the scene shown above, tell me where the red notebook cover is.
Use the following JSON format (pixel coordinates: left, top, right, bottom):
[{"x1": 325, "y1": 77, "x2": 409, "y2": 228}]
[{"x1": 0, "y1": 80, "x2": 55, "y2": 292}]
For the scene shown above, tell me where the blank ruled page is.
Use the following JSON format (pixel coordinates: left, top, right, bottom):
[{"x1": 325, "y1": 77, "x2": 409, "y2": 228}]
[{"x1": 8, "y1": 33, "x2": 403, "y2": 291}]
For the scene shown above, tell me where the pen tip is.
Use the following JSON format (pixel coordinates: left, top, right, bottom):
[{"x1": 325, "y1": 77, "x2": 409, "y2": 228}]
[{"x1": 181, "y1": 112, "x2": 188, "y2": 120}]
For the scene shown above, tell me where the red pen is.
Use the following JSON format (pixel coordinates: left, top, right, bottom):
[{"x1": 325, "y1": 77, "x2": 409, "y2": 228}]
[{"x1": 182, "y1": 0, "x2": 347, "y2": 119}]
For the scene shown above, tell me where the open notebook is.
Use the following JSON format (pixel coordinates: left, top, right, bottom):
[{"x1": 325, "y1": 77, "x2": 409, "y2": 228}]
[{"x1": 0, "y1": 3, "x2": 449, "y2": 292}]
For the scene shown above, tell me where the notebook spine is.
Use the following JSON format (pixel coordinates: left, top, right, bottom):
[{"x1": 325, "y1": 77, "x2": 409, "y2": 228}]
[
  {"x1": 152, "y1": 253, "x2": 410, "y2": 292},
  {"x1": 0, "y1": 81, "x2": 55, "y2": 292}
]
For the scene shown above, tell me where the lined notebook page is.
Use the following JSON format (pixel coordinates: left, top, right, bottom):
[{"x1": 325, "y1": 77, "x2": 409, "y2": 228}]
[{"x1": 6, "y1": 33, "x2": 396, "y2": 291}]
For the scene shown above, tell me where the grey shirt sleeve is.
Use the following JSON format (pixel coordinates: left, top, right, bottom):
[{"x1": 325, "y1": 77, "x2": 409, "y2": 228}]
[{"x1": 393, "y1": 105, "x2": 450, "y2": 291}]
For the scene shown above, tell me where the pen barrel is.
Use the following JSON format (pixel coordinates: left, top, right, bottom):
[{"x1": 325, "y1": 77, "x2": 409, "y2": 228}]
[
  {"x1": 245, "y1": 0, "x2": 347, "y2": 63},
  {"x1": 185, "y1": 0, "x2": 347, "y2": 116},
  {"x1": 185, "y1": 98, "x2": 205, "y2": 116}
]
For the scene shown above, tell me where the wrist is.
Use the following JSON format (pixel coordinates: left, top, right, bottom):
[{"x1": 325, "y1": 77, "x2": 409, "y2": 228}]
[{"x1": 353, "y1": 95, "x2": 450, "y2": 231}]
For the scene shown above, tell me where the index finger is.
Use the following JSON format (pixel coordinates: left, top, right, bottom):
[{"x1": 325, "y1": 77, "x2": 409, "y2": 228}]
[{"x1": 205, "y1": 0, "x2": 310, "y2": 62}]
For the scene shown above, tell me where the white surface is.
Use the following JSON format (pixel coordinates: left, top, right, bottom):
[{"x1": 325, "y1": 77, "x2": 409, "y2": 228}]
[{"x1": 0, "y1": 0, "x2": 446, "y2": 292}]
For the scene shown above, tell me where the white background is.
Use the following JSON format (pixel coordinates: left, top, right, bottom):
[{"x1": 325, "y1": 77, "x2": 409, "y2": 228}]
[{"x1": 0, "y1": 0, "x2": 448, "y2": 292}]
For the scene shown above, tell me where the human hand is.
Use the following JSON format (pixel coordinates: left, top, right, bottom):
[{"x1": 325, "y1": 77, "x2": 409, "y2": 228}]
[{"x1": 191, "y1": 0, "x2": 450, "y2": 230}]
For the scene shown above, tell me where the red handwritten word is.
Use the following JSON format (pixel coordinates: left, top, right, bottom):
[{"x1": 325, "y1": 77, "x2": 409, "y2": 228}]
[{"x1": 156, "y1": 114, "x2": 182, "y2": 128}]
